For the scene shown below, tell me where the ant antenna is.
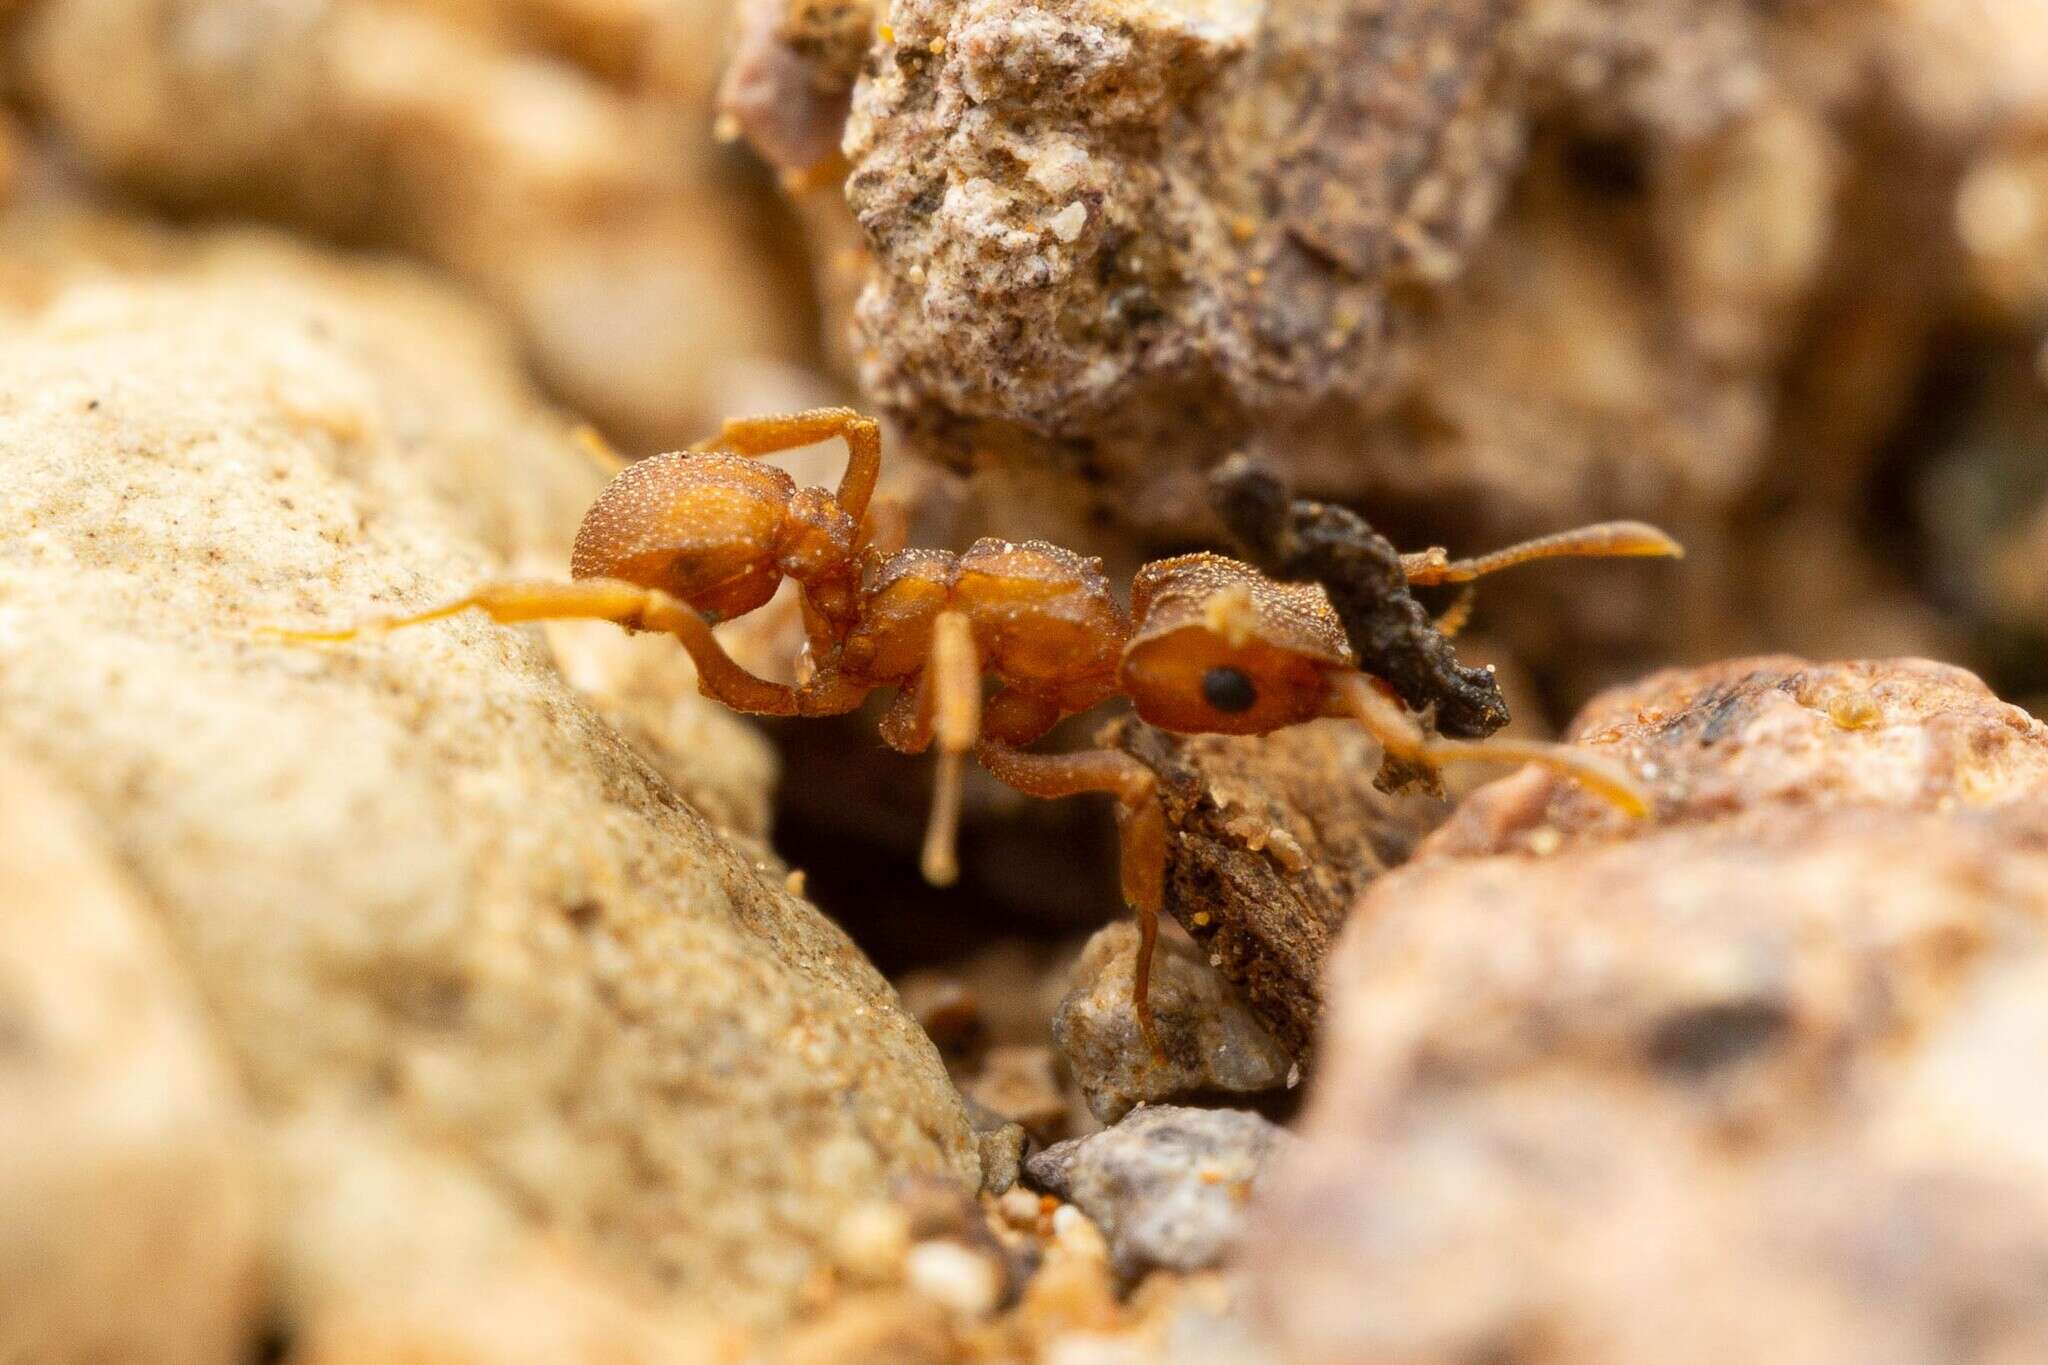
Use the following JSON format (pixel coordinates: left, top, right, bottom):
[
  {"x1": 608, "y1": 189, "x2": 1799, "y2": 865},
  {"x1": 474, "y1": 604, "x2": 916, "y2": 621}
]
[{"x1": 1402, "y1": 521, "x2": 1682, "y2": 586}]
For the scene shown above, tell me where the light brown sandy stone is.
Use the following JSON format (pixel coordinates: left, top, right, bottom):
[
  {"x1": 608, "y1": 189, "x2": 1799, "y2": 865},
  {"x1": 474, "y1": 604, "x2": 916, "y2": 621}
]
[
  {"x1": 0, "y1": 209, "x2": 977, "y2": 1340},
  {"x1": 0, "y1": 744, "x2": 262, "y2": 1365}
]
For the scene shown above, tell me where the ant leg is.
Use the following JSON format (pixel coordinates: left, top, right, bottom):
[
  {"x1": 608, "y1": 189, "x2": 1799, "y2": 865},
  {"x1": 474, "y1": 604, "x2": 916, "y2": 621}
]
[
  {"x1": 975, "y1": 741, "x2": 1167, "y2": 1055},
  {"x1": 874, "y1": 613, "x2": 983, "y2": 886},
  {"x1": 262, "y1": 579, "x2": 798, "y2": 716},
  {"x1": 1325, "y1": 670, "x2": 1650, "y2": 817},
  {"x1": 919, "y1": 613, "x2": 982, "y2": 886},
  {"x1": 1401, "y1": 521, "x2": 1683, "y2": 586},
  {"x1": 690, "y1": 407, "x2": 883, "y2": 524}
]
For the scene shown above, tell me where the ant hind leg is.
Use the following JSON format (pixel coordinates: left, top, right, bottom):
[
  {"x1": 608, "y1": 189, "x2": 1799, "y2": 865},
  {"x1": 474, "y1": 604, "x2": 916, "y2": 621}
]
[{"x1": 262, "y1": 579, "x2": 799, "y2": 716}]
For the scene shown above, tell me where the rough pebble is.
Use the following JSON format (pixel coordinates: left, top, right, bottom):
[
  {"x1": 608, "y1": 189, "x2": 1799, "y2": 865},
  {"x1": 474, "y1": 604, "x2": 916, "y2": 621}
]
[
  {"x1": 1029, "y1": 1105, "x2": 1290, "y2": 1279},
  {"x1": 1055, "y1": 923, "x2": 1293, "y2": 1124},
  {"x1": 1429, "y1": 654, "x2": 2048, "y2": 855}
]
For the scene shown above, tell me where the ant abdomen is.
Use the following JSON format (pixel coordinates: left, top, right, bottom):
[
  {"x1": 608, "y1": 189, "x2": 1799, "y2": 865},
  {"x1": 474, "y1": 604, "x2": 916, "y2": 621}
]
[{"x1": 570, "y1": 451, "x2": 800, "y2": 621}]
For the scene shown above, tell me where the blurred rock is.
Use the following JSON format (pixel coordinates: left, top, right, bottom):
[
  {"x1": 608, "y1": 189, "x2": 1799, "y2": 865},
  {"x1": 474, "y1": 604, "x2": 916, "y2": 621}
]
[
  {"x1": 898, "y1": 938, "x2": 1080, "y2": 1063},
  {"x1": 1249, "y1": 656, "x2": 2048, "y2": 1365},
  {"x1": 966, "y1": 1101, "x2": 1028, "y2": 1195},
  {"x1": 0, "y1": 745, "x2": 261, "y2": 1365},
  {"x1": 15, "y1": 0, "x2": 815, "y2": 450},
  {"x1": 965, "y1": 1045, "x2": 1072, "y2": 1144},
  {"x1": 0, "y1": 209, "x2": 976, "y2": 1340},
  {"x1": 0, "y1": 111, "x2": 19, "y2": 207},
  {"x1": 1028, "y1": 1105, "x2": 1290, "y2": 1280},
  {"x1": 721, "y1": 0, "x2": 865, "y2": 175},
  {"x1": 1055, "y1": 922, "x2": 1293, "y2": 1125}
]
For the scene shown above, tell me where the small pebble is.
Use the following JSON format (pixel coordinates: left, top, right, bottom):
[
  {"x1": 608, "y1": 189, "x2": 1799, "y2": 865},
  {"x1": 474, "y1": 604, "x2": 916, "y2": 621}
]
[
  {"x1": 905, "y1": 1239, "x2": 1002, "y2": 1315},
  {"x1": 1030, "y1": 1106, "x2": 1289, "y2": 1276},
  {"x1": 1052, "y1": 1204, "x2": 1108, "y2": 1260},
  {"x1": 1045, "y1": 1334, "x2": 1153, "y2": 1365},
  {"x1": 998, "y1": 1187, "x2": 1042, "y2": 1227},
  {"x1": 831, "y1": 1200, "x2": 911, "y2": 1281}
]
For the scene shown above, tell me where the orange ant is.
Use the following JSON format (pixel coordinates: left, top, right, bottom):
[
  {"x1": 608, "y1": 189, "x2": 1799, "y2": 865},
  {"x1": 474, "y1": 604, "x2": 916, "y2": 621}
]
[{"x1": 270, "y1": 410, "x2": 1680, "y2": 1046}]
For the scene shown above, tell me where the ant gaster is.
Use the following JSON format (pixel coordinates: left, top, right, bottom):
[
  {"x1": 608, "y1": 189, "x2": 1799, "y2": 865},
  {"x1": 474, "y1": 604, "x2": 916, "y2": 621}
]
[{"x1": 272, "y1": 409, "x2": 1681, "y2": 1047}]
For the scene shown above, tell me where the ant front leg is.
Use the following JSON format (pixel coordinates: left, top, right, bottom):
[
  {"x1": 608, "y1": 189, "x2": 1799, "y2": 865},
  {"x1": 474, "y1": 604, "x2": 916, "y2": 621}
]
[
  {"x1": 1325, "y1": 670, "x2": 1650, "y2": 816},
  {"x1": 877, "y1": 612, "x2": 982, "y2": 886},
  {"x1": 690, "y1": 407, "x2": 883, "y2": 524},
  {"x1": 973, "y1": 740, "x2": 1167, "y2": 1057},
  {"x1": 263, "y1": 579, "x2": 799, "y2": 716}
]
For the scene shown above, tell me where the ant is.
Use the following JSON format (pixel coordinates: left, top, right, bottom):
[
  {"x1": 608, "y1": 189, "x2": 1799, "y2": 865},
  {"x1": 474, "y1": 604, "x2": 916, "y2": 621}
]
[{"x1": 270, "y1": 409, "x2": 1680, "y2": 1048}]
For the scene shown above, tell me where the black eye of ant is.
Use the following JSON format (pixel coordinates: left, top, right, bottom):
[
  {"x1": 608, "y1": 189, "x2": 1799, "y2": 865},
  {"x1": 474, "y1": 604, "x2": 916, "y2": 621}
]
[{"x1": 1201, "y1": 664, "x2": 1258, "y2": 714}]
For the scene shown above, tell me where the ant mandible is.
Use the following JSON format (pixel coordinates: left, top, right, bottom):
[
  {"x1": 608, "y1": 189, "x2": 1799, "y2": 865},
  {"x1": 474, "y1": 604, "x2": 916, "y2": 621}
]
[{"x1": 271, "y1": 409, "x2": 1680, "y2": 1047}]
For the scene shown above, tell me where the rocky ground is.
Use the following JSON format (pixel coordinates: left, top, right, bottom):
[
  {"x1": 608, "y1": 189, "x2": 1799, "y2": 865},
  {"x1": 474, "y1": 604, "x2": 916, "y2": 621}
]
[{"x1": 4, "y1": 2, "x2": 2048, "y2": 1363}]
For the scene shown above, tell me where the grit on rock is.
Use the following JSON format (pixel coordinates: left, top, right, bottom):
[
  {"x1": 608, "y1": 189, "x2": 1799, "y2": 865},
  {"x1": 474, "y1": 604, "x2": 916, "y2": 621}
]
[
  {"x1": 1111, "y1": 716, "x2": 1449, "y2": 1057},
  {"x1": 0, "y1": 205, "x2": 976, "y2": 1356},
  {"x1": 1248, "y1": 656, "x2": 2048, "y2": 1365}
]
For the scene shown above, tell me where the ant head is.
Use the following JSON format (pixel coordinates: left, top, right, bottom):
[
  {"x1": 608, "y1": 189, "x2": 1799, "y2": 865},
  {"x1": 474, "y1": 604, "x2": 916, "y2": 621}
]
[
  {"x1": 1120, "y1": 554, "x2": 1354, "y2": 735},
  {"x1": 571, "y1": 452, "x2": 856, "y2": 622}
]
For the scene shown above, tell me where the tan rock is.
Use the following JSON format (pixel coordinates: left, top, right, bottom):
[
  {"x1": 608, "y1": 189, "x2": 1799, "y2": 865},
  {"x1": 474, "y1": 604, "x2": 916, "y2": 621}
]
[
  {"x1": 0, "y1": 210, "x2": 976, "y2": 1337},
  {"x1": 964, "y1": 1045, "x2": 1072, "y2": 1143},
  {"x1": 1248, "y1": 657, "x2": 2048, "y2": 1364},
  {"x1": 0, "y1": 745, "x2": 261, "y2": 1365}
]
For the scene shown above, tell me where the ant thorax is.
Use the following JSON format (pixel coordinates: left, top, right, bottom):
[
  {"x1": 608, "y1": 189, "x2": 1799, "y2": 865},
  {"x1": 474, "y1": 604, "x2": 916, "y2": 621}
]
[{"x1": 837, "y1": 539, "x2": 1127, "y2": 695}]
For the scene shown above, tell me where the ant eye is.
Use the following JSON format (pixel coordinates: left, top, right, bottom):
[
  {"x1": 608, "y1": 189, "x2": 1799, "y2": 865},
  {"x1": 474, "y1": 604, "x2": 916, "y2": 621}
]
[{"x1": 1201, "y1": 664, "x2": 1258, "y2": 714}]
